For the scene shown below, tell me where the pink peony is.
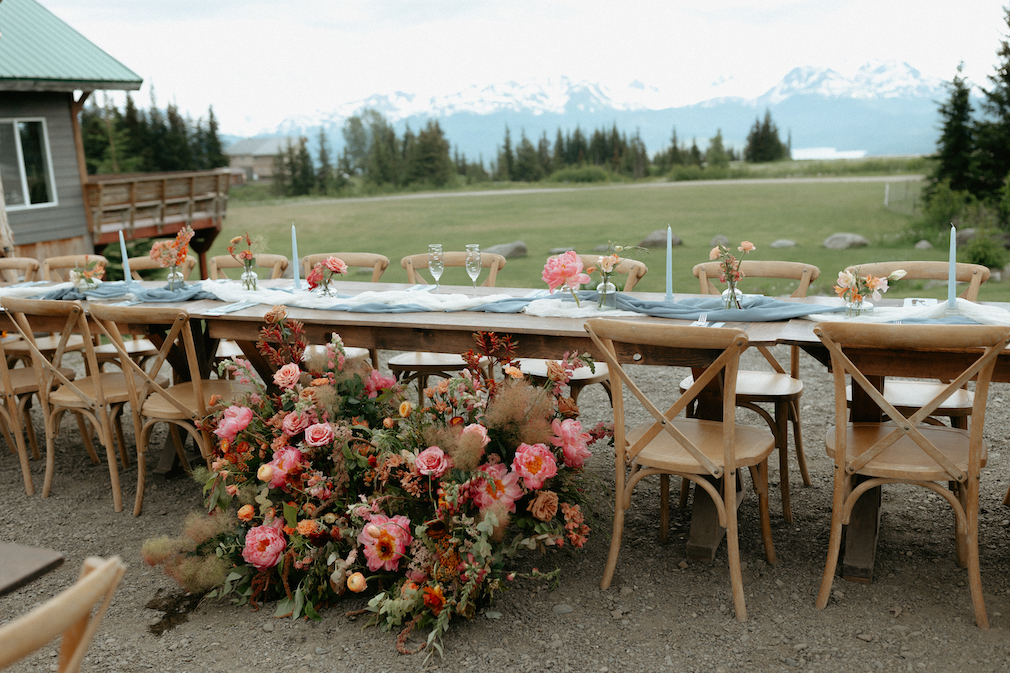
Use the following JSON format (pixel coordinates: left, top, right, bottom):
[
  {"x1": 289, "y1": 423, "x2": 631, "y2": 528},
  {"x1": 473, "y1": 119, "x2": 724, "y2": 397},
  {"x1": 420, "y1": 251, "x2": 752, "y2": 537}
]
[
  {"x1": 281, "y1": 410, "x2": 315, "y2": 436},
  {"x1": 550, "y1": 418, "x2": 592, "y2": 468},
  {"x1": 511, "y1": 442, "x2": 558, "y2": 490},
  {"x1": 415, "y1": 446, "x2": 453, "y2": 478},
  {"x1": 357, "y1": 514, "x2": 413, "y2": 572},
  {"x1": 214, "y1": 405, "x2": 253, "y2": 442},
  {"x1": 273, "y1": 363, "x2": 301, "y2": 389},
  {"x1": 472, "y1": 463, "x2": 523, "y2": 512},
  {"x1": 460, "y1": 423, "x2": 490, "y2": 448},
  {"x1": 542, "y1": 251, "x2": 591, "y2": 294},
  {"x1": 266, "y1": 447, "x2": 304, "y2": 489},
  {"x1": 241, "y1": 524, "x2": 287, "y2": 571},
  {"x1": 303, "y1": 422, "x2": 335, "y2": 447},
  {"x1": 364, "y1": 369, "x2": 396, "y2": 399},
  {"x1": 324, "y1": 256, "x2": 348, "y2": 274}
]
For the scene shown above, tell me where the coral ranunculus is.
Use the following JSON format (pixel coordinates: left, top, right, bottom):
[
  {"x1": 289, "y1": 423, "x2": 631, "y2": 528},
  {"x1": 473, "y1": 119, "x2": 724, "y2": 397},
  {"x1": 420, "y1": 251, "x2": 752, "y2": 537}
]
[
  {"x1": 241, "y1": 524, "x2": 286, "y2": 571},
  {"x1": 347, "y1": 572, "x2": 367, "y2": 593},
  {"x1": 550, "y1": 418, "x2": 592, "y2": 468},
  {"x1": 357, "y1": 514, "x2": 413, "y2": 572},
  {"x1": 542, "y1": 250, "x2": 591, "y2": 293},
  {"x1": 214, "y1": 405, "x2": 253, "y2": 442},
  {"x1": 511, "y1": 443, "x2": 558, "y2": 490}
]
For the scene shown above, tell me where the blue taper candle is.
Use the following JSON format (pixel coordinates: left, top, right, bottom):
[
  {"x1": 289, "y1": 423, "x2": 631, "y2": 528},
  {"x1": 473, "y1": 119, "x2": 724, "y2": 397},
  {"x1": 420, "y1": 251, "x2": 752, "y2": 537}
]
[
  {"x1": 119, "y1": 230, "x2": 132, "y2": 283},
  {"x1": 666, "y1": 225, "x2": 673, "y2": 302},
  {"x1": 292, "y1": 223, "x2": 300, "y2": 290},
  {"x1": 948, "y1": 223, "x2": 956, "y2": 308}
]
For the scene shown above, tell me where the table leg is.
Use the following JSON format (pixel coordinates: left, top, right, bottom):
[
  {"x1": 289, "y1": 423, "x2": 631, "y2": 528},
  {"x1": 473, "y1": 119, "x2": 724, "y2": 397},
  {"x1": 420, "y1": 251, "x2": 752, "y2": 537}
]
[{"x1": 841, "y1": 375, "x2": 884, "y2": 583}]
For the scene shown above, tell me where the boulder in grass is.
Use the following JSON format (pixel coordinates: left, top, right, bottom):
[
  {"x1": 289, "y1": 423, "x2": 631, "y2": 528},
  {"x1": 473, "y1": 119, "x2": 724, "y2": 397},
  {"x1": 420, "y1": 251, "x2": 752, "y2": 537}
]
[
  {"x1": 914, "y1": 239, "x2": 933, "y2": 250},
  {"x1": 710, "y1": 234, "x2": 729, "y2": 248},
  {"x1": 549, "y1": 247, "x2": 577, "y2": 255},
  {"x1": 823, "y1": 233, "x2": 869, "y2": 250},
  {"x1": 640, "y1": 229, "x2": 683, "y2": 248},
  {"x1": 483, "y1": 240, "x2": 527, "y2": 258},
  {"x1": 769, "y1": 239, "x2": 797, "y2": 249}
]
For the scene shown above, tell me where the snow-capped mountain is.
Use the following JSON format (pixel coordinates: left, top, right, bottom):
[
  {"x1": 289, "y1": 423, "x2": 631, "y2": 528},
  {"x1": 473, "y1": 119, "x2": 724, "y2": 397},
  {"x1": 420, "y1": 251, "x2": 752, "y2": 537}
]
[{"x1": 263, "y1": 61, "x2": 947, "y2": 160}]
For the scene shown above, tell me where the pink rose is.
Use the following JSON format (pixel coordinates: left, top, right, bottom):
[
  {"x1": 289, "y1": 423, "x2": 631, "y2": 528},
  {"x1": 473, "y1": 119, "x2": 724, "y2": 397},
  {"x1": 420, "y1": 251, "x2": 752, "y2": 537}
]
[
  {"x1": 471, "y1": 463, "x2": 523, "y2": 513},
  {"x1": 460, "y1": 423, "x2": 490, "y2": 448},
  {"x1": 550, "y1": 418, "x2": 592, "y2": 468},
  {"x1": 511, "y1": 442, "x2": 558, "y2": 490},
  {"x1": 306, "y1": 264, "x2": 324, "y2": 290},
  {"x1": 273, "y1": 363, "x2": 301, "y2": 389},
  {"x1": 281, "y1": 410, "x2": 315, "y2": 436},
  {"x1": 415, "y1": 446, "x2": 452, "y2": 478},
  {"x1": 303, "y1": 422, "x2": 335, "y2": 447},
  {"x1": 214, "y1": 405, "x2": 253, "y2": 442},
  {"x1": 542, "y1": 251, "x2": 591, "y2": 293},
  {"x1": 364, "y1": 369, "x2": 396, "y2": 399},
  {"x1": 241, "y1": 524, "x2": 286, "y2": 571},
  {"x1": 357, "y1": 513, "x2": 413, "y2": 572},
  {"x1": 266, "y1": 447, "x2": 304, "y2": 489},
  {"x1": 324, "y1": 256, "x2": 348, "y2": 274}
]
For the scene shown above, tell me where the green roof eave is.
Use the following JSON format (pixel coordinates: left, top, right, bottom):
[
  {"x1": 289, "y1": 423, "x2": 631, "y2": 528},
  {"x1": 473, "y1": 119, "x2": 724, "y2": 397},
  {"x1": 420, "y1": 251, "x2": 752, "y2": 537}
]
[{"x1": 0, "y1": 78, "x2": 143, "y2": 92}]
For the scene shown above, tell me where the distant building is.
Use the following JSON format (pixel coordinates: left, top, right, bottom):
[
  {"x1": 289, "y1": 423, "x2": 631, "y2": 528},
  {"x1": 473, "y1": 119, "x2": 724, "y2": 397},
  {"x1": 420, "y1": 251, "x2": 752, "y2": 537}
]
[{"x1": 225, "y1": 137, "x2": 293, "y2": 183}]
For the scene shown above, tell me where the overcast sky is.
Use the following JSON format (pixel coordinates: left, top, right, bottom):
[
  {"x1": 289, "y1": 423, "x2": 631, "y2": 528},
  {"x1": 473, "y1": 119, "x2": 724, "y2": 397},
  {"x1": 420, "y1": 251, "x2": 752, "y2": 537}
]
[{"x1": 38, "y1": 0, "x2": 1008, "y2": 137}]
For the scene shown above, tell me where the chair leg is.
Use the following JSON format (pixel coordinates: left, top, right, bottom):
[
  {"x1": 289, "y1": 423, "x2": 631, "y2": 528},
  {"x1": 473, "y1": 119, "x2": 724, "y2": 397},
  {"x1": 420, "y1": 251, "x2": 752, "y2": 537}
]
[
  {"x1": 816, "y1": 469, "x2": 848, "y2": 610},
  {"x1": 775, "y1": 400, "x2": 792, "y2": 523},
  {"x1": 601, "y1": 486, "x2": 627, "y2": 590},
  {"x1": 659, "y1": 474, "x2": 669, "y2": 543},
  {"x1": 42, "y1": 412, "x2": 59, "y2": 498},
  {"x1": 94, "y1": 410, "x2": 123, "y2": 513},
  {"x1": 964, "y1": 478, "x2": 988, "y2": 628},
  {"x1": 569, "y1": 381, "x2": 586, "y2": 404},
  {"x1": 23, "y1": 400, "x2": 41, "y2": 460},
  {"x1": 75, "y1": 413, "x2": 100, "y2": 465},
  {"x1": 953, "y1": 481, "x2": 968, "y2": 568},
  {"x1": 135, "y1": 423, "x2": 156, "y2": 516},
  {"x1": 788, "y1": 399, "x2": 811, "y2": 487},
  {"x1": 168, "y1": 424, "x2": 192, "y2": 474},
  {"x1": 4, "y1": 409, "x2": 34, "y2": 495},
  {"x1": 724, "y1": 470, "x2": 747, "y2": 622},
  {"x1": 678, "y1": 477, "x2": 691, "y2": 508},
  {"x1": 751, "y1": 462, "x2": 776, "y2": 564}
]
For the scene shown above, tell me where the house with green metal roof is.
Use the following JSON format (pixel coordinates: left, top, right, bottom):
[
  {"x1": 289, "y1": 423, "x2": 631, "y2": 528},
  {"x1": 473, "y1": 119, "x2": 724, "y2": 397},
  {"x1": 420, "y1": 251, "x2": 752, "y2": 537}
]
[{"x1": 0, "y1": 0, "x2": 229, "y2": 271}]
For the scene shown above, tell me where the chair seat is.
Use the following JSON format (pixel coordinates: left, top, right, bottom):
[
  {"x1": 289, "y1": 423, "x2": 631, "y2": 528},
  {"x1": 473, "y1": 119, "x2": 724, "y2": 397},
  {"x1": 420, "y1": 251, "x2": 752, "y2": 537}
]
[
  {"x1": 215, "y1": 340, "x2": 245, "y2": 359},
  {"x1": 6, "y1": 366, "x2": 75, "y2": 396},
  {"x1": 50, "y1": 372, "x2": 148, "y2": 408},
  {"x1": 387, "y1": 352, "x2": 471, "y2": 372},
  {"x1": 629, "y1": 418, "x2": 775, "y2": 473},
  {"x1": 680, "y1": 370, "x2": 802, "y2": 400},
  {"x1": 825, "y1": 422, "x2": 986, "y2": 481},
  {"x1": 517, "y1": 359, "x2": 610, "y2": 384},
  {"x1": 3, "y1": 334, "x2": 87, "y2": 355},
  {"x1": 93, "y1": 338, "x2": 158, "y2": 359},
  {"x1": 142, "y1": 380, "x2": 254, "y2": 419},
  {"x1": 846, "y1": 381, "x2": 974, "y2": 414}
]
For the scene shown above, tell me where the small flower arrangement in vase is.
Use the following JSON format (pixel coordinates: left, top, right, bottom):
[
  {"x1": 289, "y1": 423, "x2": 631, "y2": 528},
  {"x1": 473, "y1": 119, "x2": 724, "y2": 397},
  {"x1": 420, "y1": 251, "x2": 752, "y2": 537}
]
[
  {"x1": 592, "y1": 242, "x2": 646, "y2": 310},
  {"x1": 542, "y1": 250, "x2": 591, "y2": 307},
  {"x1": 69, "y1": 256, "x2": 104, "y2": 291},
  {"x1": 149, "y1": 226, "x2": 195, "y2": 291},
  {"x1": 834, "y1": 267, "x2": 906, "y2": 316},
  {"x1": 227, "y1": 232, "x2": 259, "y2": 291},
  {"x1": 709, "y1": 241, "x2": 755, "y2": 309},
  {"x1": 306, "y1": 256, "x2": 348, "y2": 296}
]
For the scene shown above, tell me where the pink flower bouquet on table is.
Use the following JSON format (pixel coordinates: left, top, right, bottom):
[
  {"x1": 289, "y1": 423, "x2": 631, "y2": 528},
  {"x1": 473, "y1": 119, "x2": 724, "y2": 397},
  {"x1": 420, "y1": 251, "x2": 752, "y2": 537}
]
[
  {"x1": 307, "y1": 256, "x2": 348, "y2": 296},
  {"x1": 542, "y1": 250, "x2": 591, "y2": 307},
  {"x1": 142, "y1": 313, "x2": 613, "y2": 659},
  {"x1": 709, "y1": 240, "x2": 755, "y2": 309},
  {"x1": 149, "y1": 225, "x2": 194, "y2": 289}
]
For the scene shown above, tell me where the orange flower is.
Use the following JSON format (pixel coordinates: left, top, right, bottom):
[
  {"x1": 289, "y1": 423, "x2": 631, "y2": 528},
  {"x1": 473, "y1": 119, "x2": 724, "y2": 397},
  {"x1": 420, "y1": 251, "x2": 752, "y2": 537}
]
[
  {"x1": 237, "y1": 504, "x2": 255, "y2": 521},
  {"x1": 296, "y1": 519, "x2": 318, "y2": 536},
  {"x1": 423, "y1": 584, "x2": 446, "y2": 616}
]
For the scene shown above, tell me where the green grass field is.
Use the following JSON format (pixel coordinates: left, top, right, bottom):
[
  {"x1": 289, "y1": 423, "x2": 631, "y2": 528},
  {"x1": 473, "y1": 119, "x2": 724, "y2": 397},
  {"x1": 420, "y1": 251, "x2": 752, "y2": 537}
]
[{"x1": 217, "y1": 177, "x2": 1009, "y2": 301}]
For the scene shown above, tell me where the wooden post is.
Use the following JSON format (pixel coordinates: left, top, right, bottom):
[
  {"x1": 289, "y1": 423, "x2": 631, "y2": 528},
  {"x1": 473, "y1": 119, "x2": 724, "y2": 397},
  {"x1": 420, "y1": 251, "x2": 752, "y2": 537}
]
[{"x1": 70, "y1": 91, "x2": 93, "y2": 248}]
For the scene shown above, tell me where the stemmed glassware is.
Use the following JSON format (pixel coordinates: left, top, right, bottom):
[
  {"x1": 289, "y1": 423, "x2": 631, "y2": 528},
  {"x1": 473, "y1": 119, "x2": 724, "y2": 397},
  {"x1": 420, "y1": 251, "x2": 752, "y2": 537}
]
[
  {"x1": 428, "y1": 244, "x2": 443, "y2": 294},
  {"x1": 465, "y1": 244, "x2": 481, "y2": 298}
]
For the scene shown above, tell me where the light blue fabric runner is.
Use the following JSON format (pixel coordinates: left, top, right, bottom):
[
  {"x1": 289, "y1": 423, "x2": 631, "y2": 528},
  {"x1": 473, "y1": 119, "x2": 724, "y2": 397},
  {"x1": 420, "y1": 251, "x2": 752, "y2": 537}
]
[{"x1": 42, "y1": 281, "x2": 215, "y2": 303}]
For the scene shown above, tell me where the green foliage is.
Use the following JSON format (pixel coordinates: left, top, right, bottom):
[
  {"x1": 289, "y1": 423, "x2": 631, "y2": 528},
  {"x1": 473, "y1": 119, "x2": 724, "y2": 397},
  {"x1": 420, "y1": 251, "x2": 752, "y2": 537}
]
[
  {"x1": 744, "y1": 109, "x2": 789, "y2": 162},
  {"x1": 922, "y1": 180, "x2": 975, "y2": 230},
  {"x1": 545, "y1": 165, "x2": 610, "y2": 183},
  {"x1": 962, "y1": 231, "x2": 1010, "y2": 270},
  {"x1": 930, "y1": 63, "x2": 975, "y2": 195},
  {"x1": 705, "y1": 129, "x2": 730, "y2": 169}
]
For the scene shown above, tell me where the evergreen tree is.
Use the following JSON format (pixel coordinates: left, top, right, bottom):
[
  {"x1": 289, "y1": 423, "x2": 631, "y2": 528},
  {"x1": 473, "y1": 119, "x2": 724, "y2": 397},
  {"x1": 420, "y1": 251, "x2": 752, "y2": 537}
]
[
  {"x1": 144, "y1": 89, "x2": 168, "y2": 171},
  {"x1": 705, "y1": 129, "x2": 729, "y2": 169},
  {"x1": 744, "y1": 109, "x2": 788, "y2": 162},
  {"x1": 930, "y1": 63, "x2": 975, "y2": 196},
  {"x1": 363, "y1": 111, "x2": 402, "y2": 186},
  {"x1": 537, "y1": 131, "x2": 552, "y2": 175},
  {"x1": 163, "y1": 101, "x2": 193, "y2": 171},
  {"x1": 513, "y1": 130, "x2": 543, "y2": 181},
  {"x1": 570, "y1": 127, "x2": 587, "y2": 165},
  {"x1": 203, "y1": 106, "x2": 226, "y2": 168},
  {"x1": 974, "y1": 7, "x2": 1010, "y2": 201},
  {"x1": 688, "y1": 138, "x2": 703, "y2": 166},
  {"x1": 341, "y1": 115, "x2": 370, "y2": 175},
  {"x1": 410, "y1": 120, "x2": 453, "y2": 186},
  {"x1": 316, "y1": 127, "x2": 333, "y2": 193},
  {"x1": 498, "y1": 127, "x2": 515, "y2": 180},
  {"x1": 288, "y1": 136, "x2": 315, "y2": 196},
  {"x1": 553, "y1": 129, "x2": 566, "y2": 170}
]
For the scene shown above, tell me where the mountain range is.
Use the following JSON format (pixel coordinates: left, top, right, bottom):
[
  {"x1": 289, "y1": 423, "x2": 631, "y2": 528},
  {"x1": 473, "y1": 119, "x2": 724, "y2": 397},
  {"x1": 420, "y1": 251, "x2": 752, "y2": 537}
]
[{"x1": 236, "y1": 61, "x2": 950, "y2": 162}]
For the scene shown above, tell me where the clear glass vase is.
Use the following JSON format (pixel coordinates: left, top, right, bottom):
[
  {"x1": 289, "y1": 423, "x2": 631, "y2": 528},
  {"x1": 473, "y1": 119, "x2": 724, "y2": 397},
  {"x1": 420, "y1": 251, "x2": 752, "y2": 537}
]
[
  {"x1": 166, "y1": 266, "x2": 185, "y2": 291},
  {"x1": 846, "y1": 300, "x2": 872, "y2": 317},
  {"x1": 240, "y1": 268, "x2": 258, "y2": 291},
  {"x1": 597, "y1": 281, "x2": 617, "y2": 310},
  {"x1": 722, "y1": 285, "x2": 743, "y2": 309}
]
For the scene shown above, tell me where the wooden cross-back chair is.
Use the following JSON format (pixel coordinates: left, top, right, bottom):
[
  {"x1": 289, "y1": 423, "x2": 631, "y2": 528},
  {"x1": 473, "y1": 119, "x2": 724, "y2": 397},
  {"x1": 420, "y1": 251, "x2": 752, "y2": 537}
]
[
  {"x1": 517, "y1": 254, "x2": 649, "y2": 406},
  {"x1": 300, "y1": 253, "x2": 391, "y2": 367},
  {"x1": 841, "y1": 261, "x2": 991, "y2": 431},
  {"x1": 813, "y1": 321, "x2": 1010, "y2": 629},
  {"x1": 388, "y1": 251, "x2": 507, "y2": 395},
  {"x1": 127, "y1": 254, "x2": 199, "y2": 280},
  {"x1": 0, "y1": 555, "x2": 125, "y2": 673},
  {"x1": 683, "y1": 260, "x2": 820, "y2": 522},
  {"x1": 208, "y1": 253, "x2": 288, "y2": 280},
  {"x1": 0, "y1": 256, "x2": 39, "y2": 284},
  {"x1": 585, "y1": 318, "x2": 776, "y2": 622},
  {"x1": 89, "y1": 303, "x2": 253, "y2": 515},
  {"x1": 41, "y1": 255, "x2": 109, "y2": 283},
  {"x1": 1, "y1": 297, "x2": 139, "y2": 512}
]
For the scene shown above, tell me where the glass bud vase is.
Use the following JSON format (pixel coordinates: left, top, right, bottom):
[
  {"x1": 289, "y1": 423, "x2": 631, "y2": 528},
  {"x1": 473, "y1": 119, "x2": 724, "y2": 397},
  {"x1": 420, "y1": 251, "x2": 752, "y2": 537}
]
[
  {"x1": 597, "y1": 281, "x2": 617, "y2": 310},
  {"x1": 721, "y1": 285, "x2": 743, "y2": 309},
  {"x1": 845, "y1": 300, "x2": 872, "y2": 317},
  {"x1": 240, "y1": 268, "x2": 258, "y2": 291},
  {"x1": 166, "y1": 266, "x2": 184, "y2": 291}
]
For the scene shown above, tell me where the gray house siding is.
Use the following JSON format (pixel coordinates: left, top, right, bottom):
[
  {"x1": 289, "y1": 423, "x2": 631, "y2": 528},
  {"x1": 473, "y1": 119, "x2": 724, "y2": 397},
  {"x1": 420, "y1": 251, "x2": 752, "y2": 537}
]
[{"x1": 1, "y1": 91, "x2": 87, "y2": 245}]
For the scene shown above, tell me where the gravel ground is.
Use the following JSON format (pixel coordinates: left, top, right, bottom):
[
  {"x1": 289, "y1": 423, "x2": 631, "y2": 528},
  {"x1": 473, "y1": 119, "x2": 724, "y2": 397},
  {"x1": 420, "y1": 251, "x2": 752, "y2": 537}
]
[{"x1": 2, "y1": 346, "x2": 1010, "y2": 672}]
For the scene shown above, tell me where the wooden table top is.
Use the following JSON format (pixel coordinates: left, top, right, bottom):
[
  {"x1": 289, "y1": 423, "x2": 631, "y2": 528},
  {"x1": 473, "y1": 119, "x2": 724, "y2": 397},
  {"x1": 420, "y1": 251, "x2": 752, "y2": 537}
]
[{"x1": 0, "y1": 542, "x2": 64, "y2": 597}]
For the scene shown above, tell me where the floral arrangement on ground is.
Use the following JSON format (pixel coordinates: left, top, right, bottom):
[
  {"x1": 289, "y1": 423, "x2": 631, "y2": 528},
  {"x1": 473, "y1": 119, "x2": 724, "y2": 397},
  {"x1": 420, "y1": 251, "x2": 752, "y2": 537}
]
[{"x1": 142, "y1": 307, "x2": 611, "y2": 656}]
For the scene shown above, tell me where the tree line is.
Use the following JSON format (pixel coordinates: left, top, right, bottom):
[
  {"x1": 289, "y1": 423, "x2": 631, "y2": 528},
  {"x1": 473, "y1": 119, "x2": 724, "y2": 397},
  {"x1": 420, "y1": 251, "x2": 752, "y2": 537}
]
[{"x1": 80, "y1": 93, "x2": 227, "y2": 175}]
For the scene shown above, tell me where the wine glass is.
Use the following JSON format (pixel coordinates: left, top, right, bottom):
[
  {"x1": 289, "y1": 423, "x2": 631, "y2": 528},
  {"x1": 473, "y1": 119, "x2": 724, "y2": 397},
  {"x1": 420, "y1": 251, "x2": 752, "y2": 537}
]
[
  {"x1": 428, "y1": 244, "x2": 443, "y2": 294},
  {"x1": 465, "y1": 244, "x2": 481, "y2": 298}
]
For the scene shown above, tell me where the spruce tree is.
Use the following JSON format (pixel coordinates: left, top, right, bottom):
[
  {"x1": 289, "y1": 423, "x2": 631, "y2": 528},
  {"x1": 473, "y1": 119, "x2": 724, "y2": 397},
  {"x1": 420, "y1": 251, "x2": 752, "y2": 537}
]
[
  {"x1": 705, "y1": 129, "x2": 729, "y2": 169},
  {"x1": 203, "y1": 106, "x2": 226, "y2": 168},
  {"x1": 930, "y1": 63, "x2": 975, "y2": 195},
  {"x1": 974, "y1": 7, "x2": 1010, "y2": 200},
  {"x1": 316, "y1": 127, "x2": 333, "y2": 193},
  {"x1": 553, "y1": 129, "x2": 566, "y2": 170},
  {"x1": 513, "y1": 130, "x2": 543, "y2": 181}
]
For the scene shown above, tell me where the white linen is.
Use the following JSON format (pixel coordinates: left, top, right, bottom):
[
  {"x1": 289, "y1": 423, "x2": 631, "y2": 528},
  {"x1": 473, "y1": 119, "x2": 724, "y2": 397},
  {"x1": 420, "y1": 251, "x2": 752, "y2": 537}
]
[
  {"x1": 523, "y1": 298, "x2": 640, "y2": 318},
  {"x1": 803, "y1": 298, "x2": 1010, "y2": 326}
]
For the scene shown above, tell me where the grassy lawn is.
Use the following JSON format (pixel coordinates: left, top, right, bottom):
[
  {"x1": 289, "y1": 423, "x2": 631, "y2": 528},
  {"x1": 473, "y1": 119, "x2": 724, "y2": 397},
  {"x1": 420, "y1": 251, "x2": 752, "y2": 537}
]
[{"x1": 217, "y1": 177, "x2": 1009, "y2": 301}]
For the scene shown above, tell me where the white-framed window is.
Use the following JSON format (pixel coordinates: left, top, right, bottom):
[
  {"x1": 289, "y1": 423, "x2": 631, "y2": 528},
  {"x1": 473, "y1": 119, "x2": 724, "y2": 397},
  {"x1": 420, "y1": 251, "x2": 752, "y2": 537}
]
[{"x1": 0, "y1": 118, "x2": 58, "y2": 210}]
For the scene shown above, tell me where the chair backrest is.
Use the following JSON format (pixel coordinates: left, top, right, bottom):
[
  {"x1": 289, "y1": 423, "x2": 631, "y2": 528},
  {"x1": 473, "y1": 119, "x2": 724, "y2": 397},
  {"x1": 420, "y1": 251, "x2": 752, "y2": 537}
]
[
  {"x1": 401, "y1": 251, "x2": 507, "y2": 287},
  {"x1": 693, "y1": 260, "x2": 820, "y2": 297},
  {"x1": 814, "y1": 321, "x2": 1010, "y2": 483},
  {"x1": 549, "y1": 253, "x2": 648, "y2": 291},
  {"x1": 0, "y1": 297, "x2": 109, "y2": 411},
  {"x1": 301, "y1": 252, "x2": 390, "y2": 283},
  {"x1": 127, "y1": 255, "x2": 198, "y2": 280},
  {"x1": 208, "y1": 253, "x2": 288, "y2": 280},
  {"x1": 843, "y1": 261, "x2": 990, "y2": 301},
  {"x1": 0, "y1": 256, "x2": 40, "y2": 283},
  {"x1": 0, "y1": 556, "x2": 125, "y2": 673},
  {"x1": 585, "y1": 317, "x2": 749, "y2": 478},
  {"x1": 42, "y1": 255, "x2": 109, "y2": 283}
]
